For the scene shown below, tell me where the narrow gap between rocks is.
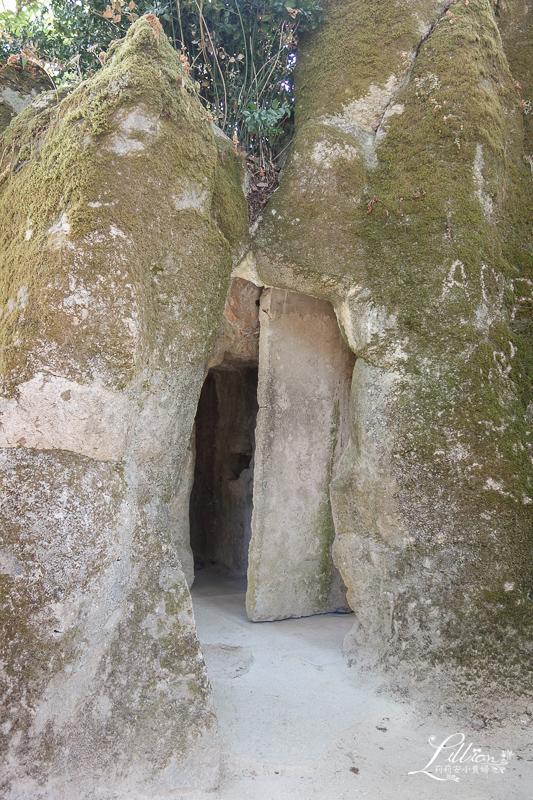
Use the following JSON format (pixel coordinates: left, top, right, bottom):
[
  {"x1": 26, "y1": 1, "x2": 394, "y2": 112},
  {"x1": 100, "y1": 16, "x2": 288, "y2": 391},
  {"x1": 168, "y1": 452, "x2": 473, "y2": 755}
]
[{"x1": 189, "y1": 362, "x2": 259, "y2": 583}]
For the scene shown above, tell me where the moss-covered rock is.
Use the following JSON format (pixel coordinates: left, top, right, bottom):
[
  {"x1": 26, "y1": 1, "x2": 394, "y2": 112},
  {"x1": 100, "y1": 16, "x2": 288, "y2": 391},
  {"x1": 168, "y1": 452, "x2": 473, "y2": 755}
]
[
  {"x1": 246, "y1": 0, "x2": 533, "y2": 717},
  {"x1": 0, "y1": 16, "x2": 247, "y2": 798}
]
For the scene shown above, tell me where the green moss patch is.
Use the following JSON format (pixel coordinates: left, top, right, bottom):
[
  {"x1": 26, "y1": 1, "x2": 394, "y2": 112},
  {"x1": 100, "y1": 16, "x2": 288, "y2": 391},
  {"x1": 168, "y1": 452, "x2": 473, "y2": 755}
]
[
  {"x1": 253, "y1": 0, "x2": 533, "y2": 706},
  {"x1": 0, "y1": 17, "x2": 248, "y2": 396}
]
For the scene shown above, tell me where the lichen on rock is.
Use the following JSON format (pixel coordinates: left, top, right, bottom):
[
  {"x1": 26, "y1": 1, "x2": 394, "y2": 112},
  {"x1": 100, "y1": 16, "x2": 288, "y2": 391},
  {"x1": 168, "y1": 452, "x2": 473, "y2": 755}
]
[
  {"x1": 247, "y1": 0, "x2": 533, "y2": 716},
  {"x1": 0, "y1": 16, "x2": 248, "y2": 798}
]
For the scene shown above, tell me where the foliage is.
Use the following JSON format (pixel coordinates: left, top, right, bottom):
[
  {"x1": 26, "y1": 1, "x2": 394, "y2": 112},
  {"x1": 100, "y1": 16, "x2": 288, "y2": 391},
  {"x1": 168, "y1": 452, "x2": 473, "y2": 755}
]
[
  {"x1": 0, "y1": 0, "x2": 323, "y2": 159},
  {"x1": 242, "y1": 96, "x2": 289, "y2": 162},
  {"x1": 0, "y1": 0, "x2": 146, "y2": 80},
  {"x1": 152, "y1": 0, "x2": 322, "y2": 157}
]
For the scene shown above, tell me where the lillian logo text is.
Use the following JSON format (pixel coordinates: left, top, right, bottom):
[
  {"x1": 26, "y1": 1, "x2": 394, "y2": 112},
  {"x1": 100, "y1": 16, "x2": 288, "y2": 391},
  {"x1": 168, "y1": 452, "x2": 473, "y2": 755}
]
[{"x1": 408, "y1": 733, "x2": 514, "y2": 782}]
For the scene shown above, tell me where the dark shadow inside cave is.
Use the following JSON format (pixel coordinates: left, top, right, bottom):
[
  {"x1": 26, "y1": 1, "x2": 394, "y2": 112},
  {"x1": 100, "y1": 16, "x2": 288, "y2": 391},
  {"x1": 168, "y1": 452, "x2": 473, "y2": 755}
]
[{"x1": 189, "y1": 363, "x2": 259, "y2": 580}]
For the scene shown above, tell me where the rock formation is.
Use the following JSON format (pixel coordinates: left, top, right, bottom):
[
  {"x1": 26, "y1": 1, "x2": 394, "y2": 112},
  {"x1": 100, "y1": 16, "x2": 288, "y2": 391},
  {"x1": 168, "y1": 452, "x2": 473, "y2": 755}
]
[
  {"x1": 242, "y1": 0, "x2": 533, "y2": 716},
  {"x1": 1, "y1": 0, "x2": 532, "y2": 796},
  {"x1": 0, "y1": 17, "x2": 247, "y2": 798},
  {"x1": 246, "y1": 288, "x2": 354, "y2": 621}
]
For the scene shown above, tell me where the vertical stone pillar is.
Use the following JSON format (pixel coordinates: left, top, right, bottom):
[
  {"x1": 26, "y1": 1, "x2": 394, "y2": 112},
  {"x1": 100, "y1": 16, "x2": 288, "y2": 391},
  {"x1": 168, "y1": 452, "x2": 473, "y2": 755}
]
[{"x1": 246, "y1": 289, "x2": 354, "y2": 620}]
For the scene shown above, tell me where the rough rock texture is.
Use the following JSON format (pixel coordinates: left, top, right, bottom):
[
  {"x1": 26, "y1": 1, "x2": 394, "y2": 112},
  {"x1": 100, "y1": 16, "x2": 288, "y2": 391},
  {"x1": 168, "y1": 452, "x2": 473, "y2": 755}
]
[
  {"x1": 246, "y1": 289, "x2": 354, "y2": 620},
  {"x1": 206, "y1": 277, "x2": 261, "y2": 369},
  {"x1": 169, "y1": 431, "x2": 196, "y2": 588},
  {"x1": 1, "y1": 3, "x2": 532, "y2": 794},
  {"x1": 0, "y1": 17, "x2": 247, "y2": 799},
  {"x1": 236, "y1": 0, "x2": 533, "y2": 716}
]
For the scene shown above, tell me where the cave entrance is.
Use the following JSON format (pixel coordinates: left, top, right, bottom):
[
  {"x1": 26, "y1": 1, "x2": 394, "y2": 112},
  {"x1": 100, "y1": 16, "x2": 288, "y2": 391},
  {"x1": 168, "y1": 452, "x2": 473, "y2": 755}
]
[
  {"x1": 189, "y1": 362, "x2": 258, "y2": 579},
  {"x1": 189, "y1": 279, "x2": 355, "y2": 622}
]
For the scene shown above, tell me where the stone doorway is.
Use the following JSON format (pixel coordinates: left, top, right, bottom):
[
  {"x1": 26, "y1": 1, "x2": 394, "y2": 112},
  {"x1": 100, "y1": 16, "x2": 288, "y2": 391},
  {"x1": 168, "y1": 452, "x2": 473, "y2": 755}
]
[
  {"x1": 189, "y1": 279, "x2": 355, "y2": 621},
  {"x1": 189, "y1": 363, "x2": 258, "y2": 578}
]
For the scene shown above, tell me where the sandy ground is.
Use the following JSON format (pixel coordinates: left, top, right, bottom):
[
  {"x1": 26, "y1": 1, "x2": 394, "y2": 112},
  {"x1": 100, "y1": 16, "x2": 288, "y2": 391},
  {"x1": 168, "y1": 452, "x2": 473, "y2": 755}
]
[{"x1": 184, "y1": 569, "x2": 532, "y2": 800}]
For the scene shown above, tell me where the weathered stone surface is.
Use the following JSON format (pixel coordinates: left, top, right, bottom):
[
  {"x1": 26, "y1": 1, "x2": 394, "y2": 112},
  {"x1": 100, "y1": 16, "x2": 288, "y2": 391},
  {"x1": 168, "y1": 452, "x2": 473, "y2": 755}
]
[
  {"x1": 0, "y1": 372, "x2": 136, "y2": 459},
  {"x1": 169, "y1": 431, "x2": 196, "y2": 588},
  {"x1": 246, "y1": 289, "x2": 354, "y2": 620},
  {"x1": 240, "y1": 0, "x2": 533, "y2": 715},
  {"x1": 1, "y1": 4, "x2": 531, "y2": 794},
  {"x1": 206, "y1": 276, "x2": 261, "y2": 369},
  {"x1": 0, "y1": 17, "x2": 247, "y2": 799}
]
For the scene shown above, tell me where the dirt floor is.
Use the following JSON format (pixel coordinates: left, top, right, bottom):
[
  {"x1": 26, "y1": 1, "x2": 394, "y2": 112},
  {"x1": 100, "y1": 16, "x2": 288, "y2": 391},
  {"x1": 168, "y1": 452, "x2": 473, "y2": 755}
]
[{"x1": 184, "y1": 568, "x2": 532, "y2": 800}]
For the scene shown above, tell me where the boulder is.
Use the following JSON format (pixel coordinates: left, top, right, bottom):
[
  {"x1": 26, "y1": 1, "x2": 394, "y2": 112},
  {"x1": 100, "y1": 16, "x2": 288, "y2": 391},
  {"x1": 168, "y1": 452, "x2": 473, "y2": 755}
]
[
  {"x1": 0, "y1": 17, "x2": 247, "y2": 799},
  {"x1": 237, "y1": 0, "x2": 533, "y2": 716}
]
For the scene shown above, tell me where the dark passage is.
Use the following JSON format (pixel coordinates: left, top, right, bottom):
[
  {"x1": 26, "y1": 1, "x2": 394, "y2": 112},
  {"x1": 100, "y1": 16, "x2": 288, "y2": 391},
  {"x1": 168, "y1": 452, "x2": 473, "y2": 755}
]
[{"x1": 190, "y1": 364, "x2": 258, "y2": 577}]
